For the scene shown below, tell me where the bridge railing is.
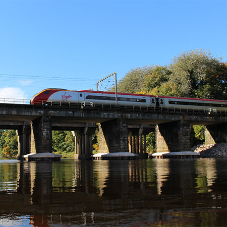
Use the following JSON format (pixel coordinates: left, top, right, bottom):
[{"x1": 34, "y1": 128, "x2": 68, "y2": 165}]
[{"x1": 0, "y1": 98, "x2": 30, "y2": 104}]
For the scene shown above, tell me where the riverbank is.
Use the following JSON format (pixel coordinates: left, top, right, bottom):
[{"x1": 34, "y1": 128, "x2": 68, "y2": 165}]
[{"x1": 193, "y1": 143, "x2": 227, "y2": 158}]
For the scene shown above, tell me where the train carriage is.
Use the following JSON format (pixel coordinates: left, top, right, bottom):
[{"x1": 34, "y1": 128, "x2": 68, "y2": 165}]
[
  {"x1": 158, "y1": 96, "x2": 227, "y2": 111},
  {"x1": 31, "y1": 88, "x2": 156, "y2": 107}
]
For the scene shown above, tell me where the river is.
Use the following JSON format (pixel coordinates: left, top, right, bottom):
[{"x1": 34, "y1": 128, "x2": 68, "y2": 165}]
[{"x1": 0, "y1": 158, "x2": 227, "y2": 226}]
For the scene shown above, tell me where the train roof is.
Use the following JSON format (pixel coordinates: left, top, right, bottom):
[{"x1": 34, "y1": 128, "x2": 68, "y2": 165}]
[{"x1": 80, "y1": 90, "x2": 155, "y2": 97}]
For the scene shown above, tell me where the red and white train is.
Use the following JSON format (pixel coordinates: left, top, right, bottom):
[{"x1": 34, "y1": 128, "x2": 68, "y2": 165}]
[{"x1": 31, "y1": 88, "x2": 227, "y2": 111}]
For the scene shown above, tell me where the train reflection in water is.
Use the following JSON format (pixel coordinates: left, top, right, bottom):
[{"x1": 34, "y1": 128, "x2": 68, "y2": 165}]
[{"x1": 0, "y1": 158, "x2": 226, "y2": 226}]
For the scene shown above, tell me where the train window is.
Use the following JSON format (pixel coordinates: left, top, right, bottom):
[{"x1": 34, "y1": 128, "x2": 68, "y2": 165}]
[
  {"x1": 86, "y1": 95, "x2": 110, "y2": 100},
  {"x1": 44, "y1": 90, "x2": 49, "y2": 95},
  {"x1": 86, "y1": 95, "x2": 146, "y2": 102},
  {"x1": 80, "y1": 94, "x2": 83, "y2": 97},
  {"x1": 118, "y1": 97, "x2": 126, "y2": 101},
  {"x1": 169, "y1": 100, "x2": 227, "y2": 107}
]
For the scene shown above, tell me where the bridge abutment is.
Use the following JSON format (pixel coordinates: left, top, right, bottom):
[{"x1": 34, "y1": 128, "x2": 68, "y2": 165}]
[{"x1": 156, "y1": 121, "x2": 191, "y2": 152}]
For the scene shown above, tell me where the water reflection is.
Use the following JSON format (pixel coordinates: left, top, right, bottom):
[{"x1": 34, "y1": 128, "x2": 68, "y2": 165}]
[
  {"x1": 155, "y1": 159, "x2": 170, "y2": 195},
  {"x1": 0, "y1": 158, "x2": 227, "y2": 226},
  {"x1": 195, "y1": 158, "x2": 217, "y2": 193}
]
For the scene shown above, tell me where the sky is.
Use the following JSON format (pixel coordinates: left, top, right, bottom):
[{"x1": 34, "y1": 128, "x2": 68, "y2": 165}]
[{"x1": 0, "y1": 0, "x2": 226, "y2": 102}]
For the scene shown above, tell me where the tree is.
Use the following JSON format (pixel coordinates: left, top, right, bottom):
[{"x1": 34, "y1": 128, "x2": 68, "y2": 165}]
[
  {"x1": 116, "y1": 66, "x2": 154, "y2": 93},
  {"x1": 191, "y1": 125, "x2": 205, "y2": 146},
  {"x1": 52, "y1": 131, "x2": 75, "y2": 158},
  {"x1": 0, "y1": 130, "x2": 18, "y2": 158},
  {"x1": 194, "y1": 62, "x2": 227, "y2": 99},
  {"x1": 169, "y1": 49, "x2": 221, "y2": 98},
  {"x1": 140, "y1": 65, "x2": 183, "y2": 96},
  {"x1": 142, "y1": 66, "x2": 170, "y2": 94},
  {"x1": 52, "y1": 131, "x2": 67, "y2": 153}
]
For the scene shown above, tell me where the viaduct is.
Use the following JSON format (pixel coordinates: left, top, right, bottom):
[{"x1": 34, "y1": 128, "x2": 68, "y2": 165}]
[{"x1": 0, "y1": 103, "x2": 227, "y2": 160}]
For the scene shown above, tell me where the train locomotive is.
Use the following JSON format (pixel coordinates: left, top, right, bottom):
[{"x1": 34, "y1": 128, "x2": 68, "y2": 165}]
[{"x1": 31, "y1": 88, "x2": 227, "y2": 112}]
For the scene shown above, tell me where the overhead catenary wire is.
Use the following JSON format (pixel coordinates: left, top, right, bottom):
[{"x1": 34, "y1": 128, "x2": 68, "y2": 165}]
[{"x1": 0, "y1": 73, "x2": 100, "y2": 89}]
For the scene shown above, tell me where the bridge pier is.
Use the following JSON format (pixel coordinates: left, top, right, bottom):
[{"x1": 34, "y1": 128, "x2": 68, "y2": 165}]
[
  {"x1": 17, "y1": 123, "x2": 31, "y2": 160},
  {"x1": 31, "y1": 116, "x2": 52, "y2": 153},
  {"x1": 205, "y1": 123, "x2": 227, "y2": 144},
  {"x1": 156, "y1": 121, "x2": 191, "y2": 153},
  {"x1": 128, "y1": 130, "x2": 139, "y2": 154},
  {"x1": 128, "y1": 126, "x2": 148, "y2": 158},
  {"x1": 73, "y1": 126, "x2": 96, "y2": 160},
  {"x1": 99, "y1": 118, "x2": 128, "y2": 153}
]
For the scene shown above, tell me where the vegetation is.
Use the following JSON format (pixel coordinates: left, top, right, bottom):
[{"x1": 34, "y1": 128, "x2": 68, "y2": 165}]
[
  {"x1": 119, "y1": 49, "x2": 227, "y2": 100},
  {"x1": 0, "y1": 130, "x2": 18, "y2": 158},
  {"x1": 52, "y1": 131, "x2": 75, "y2": 158},
  {"x1": 0, "y1": 49, "x2": 226, "y2": 157}
]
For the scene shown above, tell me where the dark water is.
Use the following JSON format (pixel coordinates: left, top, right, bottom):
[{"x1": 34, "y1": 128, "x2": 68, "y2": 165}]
[{"x1": 0, "y1": 158, "x2": 227, "y2": 226}]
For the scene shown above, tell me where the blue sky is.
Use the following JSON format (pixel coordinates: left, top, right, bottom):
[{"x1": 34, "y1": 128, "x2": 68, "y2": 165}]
[{"x1": 0, "y1": 0, "x2": 226, "y2": 102}]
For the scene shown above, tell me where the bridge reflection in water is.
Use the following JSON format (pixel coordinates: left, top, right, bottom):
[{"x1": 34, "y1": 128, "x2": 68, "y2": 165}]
[{"x1": 0, "y1": 158, "x2": 227, "y2": 226}]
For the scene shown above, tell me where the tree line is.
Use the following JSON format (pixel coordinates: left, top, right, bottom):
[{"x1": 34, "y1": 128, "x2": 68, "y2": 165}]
[
  {"x1": 1, "y1": 49, "x2": 226, "y2": 158},
  {"x1": 115, "y1": 49, "x2": 227, "y2": 100}
]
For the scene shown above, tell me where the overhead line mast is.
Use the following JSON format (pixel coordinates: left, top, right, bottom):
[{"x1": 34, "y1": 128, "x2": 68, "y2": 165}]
[{"x1": 96, "y1": 72, "x2": 118, "y2": 105}]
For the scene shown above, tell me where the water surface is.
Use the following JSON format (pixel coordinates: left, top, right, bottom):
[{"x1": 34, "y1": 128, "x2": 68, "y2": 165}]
[{"x1": 0, "y1": 158, "x2": 227, "y2": 226}]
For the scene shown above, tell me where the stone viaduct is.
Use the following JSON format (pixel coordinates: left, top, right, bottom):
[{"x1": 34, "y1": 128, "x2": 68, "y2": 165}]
[{"x1": 0, "y1": 103, "x2": 226, "y2": 160}]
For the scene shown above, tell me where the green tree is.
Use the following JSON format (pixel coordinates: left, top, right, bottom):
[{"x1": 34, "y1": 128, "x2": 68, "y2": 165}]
[
  {"x1": 142, "y1": 65, "x2": 170, "y2": 94},
  {"x1": 146, "y1": 132, "x2": 156, "y2": 153},
  {"x1": 52, "y1": 131, "x2": 67, "y2": 153},
  {"x1": 116, "y1": 66, "x2": 154, "y2": 93},
  {"x1": 52, "y1": 131, "x2": 75, "y2": 158},
  {"x1": 169, "y1": 49, "x2": 221, "y2": 98},
  {"x1": 64, "y1": 131, "x2": 75, "y2": 153},
  {"x1": 0, "y1": 130, "x2": 18, "y2": 158},
  {"x1": 191, "y1": 125, "x2": 205, "y2": 146},
  {"x1": 195, "y1": 62, "x2": 227, "y2": 99}
]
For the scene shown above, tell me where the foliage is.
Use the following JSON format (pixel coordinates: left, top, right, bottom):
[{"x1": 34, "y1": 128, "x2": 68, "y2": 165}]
[
  {"x1": 92, "y1": 128, "x2": 99, "y2": 154},
  {"x1": 194, "y1": 62, "x2": 227, "y2": 99},
  {"x1": 142, "y1": 65, "x2": 170, "y2": 94},
  {"x1": 52, "y1": 131, "x2": 75, "y2": 158},
  {"x1": 146, "y1": 132, "x2": 156, "y2": 153},
  {"x1": 116, "y1": 49, "x2": 226, "y2": 100},
  {"x1": 0, "y1": 130, "x2": 18, "y2": 158},
  {"x1": 115, "y1": 66, "x2": 154, "y2": 93},
  {"x1": 52, "y1": 130, "x2": 99, "y2": 158},
  {"x1": 169, "y1": 49, "x2": 221, "y2": 98},
  {"x1": 191, "y1": 125, "x2": 205, "y2": 147}
]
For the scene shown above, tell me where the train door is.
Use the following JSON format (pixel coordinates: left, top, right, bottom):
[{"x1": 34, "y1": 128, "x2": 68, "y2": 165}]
[
  {"x1": 156, "y1": 97, "x2": 165, "y2": 107},
  {"x1": 78, "y1": 92, "x2": 85, "y2": 104},
  {"x1": 150, "y1": 97, "x2": 156, "y2": 107}
]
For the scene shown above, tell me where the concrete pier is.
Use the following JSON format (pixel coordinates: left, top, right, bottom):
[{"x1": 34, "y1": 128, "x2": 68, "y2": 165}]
[
  {"x1": 92, "y1": 152, "x2": 137, "y2": 160},
  {"x1": 24, "y1": 153, "x2": 62, "y2": 161},
  {"x1": 156, "y1": 121, "x2": 191, "y2": 153},
  {"x1": 150, "y1": 151, "x2": 200, "y2": 159}
]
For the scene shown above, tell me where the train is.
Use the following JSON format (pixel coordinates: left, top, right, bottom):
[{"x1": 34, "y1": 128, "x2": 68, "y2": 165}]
[{"x1": 30, "y1": 88, "x2": 227, "y2": 112}]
